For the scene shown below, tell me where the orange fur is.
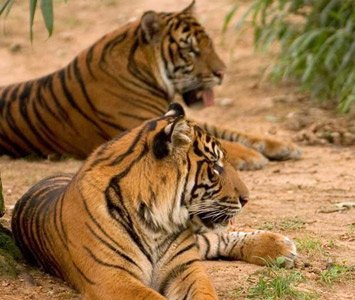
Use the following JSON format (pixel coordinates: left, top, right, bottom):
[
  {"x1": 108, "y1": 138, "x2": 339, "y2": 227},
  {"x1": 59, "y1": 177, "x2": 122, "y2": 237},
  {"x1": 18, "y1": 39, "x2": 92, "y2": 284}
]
[
  {"x1": 11, "y1": 104, "x2": 234, "y2": 299},
  {"x1": 12, "y1": 104, "x2": 297, "y2": 299},
  {"x1": 0, "y1": 2, "x2": 300, "y2": 169}
]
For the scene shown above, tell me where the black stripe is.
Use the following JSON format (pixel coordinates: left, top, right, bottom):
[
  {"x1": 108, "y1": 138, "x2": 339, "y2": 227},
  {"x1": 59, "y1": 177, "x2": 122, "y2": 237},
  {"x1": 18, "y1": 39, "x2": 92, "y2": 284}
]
[
  {"x1": 119, "y1": 111, "x2": 148, "y2": 122},
  {"x1": 4, "y1": 101, "x2": 43, "y2": 154},
  {"x1": 84, "y1": 246, "x2": 140, "y2": 281},
  {"x1": 8, "y1": 84, "x2": 21, "y2": 104},
  {"x1": 73, "y1": 262, "x2": 96, "y2": 285},
  {"x1": 36, "y1": 84, "x2": 62, "y2": 123},
  {"x1": 159, "y1": 259, "x2": 200, "y2": 295},
  {"x1": 0, "y1": 128, "x2": 25, "y2": 156},
  {"x1": 80, "y1": 189, "x2": 140, "y2": 268},
  {"x1": 46, "y1": 74, "x2": 73, "y2": 126},
  {"x1": 72, "y1": 58, "x2": 121, "y2": 134},
  {"x1": 199, "y1": 234, "x2": 211, "y2": 259},
  {"x1": 182, "y1": 280, "x2": 196, "y2": 300},
  {"x1": 18, "y1": 89, "x2": 54, "y2": 152},
  {"x1": 85, "y1": 222, "x2": 142, "y2": 270},
  {"x1": 170, "y1": 243, "x2": 196, "y2": 262},
  {"x1": 33, "y1": 188, "x2": 64, "y2": 276},
  {"x1": 85, "y1": 45, "x2": 97, "y2": 80},
  {"x1": 53, "y1": 193, "x2": 69, "y2": 250},
  {"x1": 106, "y1": 181, "x2": 153, "y2": 264},
  {"x1": 0, "y1": 86, "x2": 12, "y2": 112},
  {"x1": 230, "y1": 233, "x2": 247, "y2": 259},
  {"x1": 58, "y1": 68, "x2": 108, "y2": 140},
  {"x1": 31, "y1": 99, "x2": 81, "y2": 155},
  {"x1": 100, "y1": 31, "x2": 128, "y2": 63},
  {"x1": 108, "y1": 122, "x2": 150, "y2": 166},
  {"x1": 127, "y1": 31, "x2": 169, "y2": 99},
  {"x1": 102, "y1": 85, "x2": 165, "y2": 117}
]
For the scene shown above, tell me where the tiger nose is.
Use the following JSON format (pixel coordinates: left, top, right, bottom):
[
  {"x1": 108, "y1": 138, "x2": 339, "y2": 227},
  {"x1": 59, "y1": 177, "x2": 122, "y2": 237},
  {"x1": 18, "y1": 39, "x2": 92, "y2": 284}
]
[
  {"x1": 239, "y1": 196, "x2": 249, "y2": 207},
  {"x1": 213, "y1": 70, "x2": 224, "y2": 82}
]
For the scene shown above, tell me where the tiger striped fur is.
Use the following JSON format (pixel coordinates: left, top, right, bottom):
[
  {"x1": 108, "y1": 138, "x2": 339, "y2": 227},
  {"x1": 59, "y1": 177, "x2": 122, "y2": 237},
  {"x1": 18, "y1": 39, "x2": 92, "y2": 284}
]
[
  {"x1": 0, "y1": 1, "x2": 301, "y2": 170},
  {"x1": 12, "y1": 103, "x2": 297, "y2": 299}
]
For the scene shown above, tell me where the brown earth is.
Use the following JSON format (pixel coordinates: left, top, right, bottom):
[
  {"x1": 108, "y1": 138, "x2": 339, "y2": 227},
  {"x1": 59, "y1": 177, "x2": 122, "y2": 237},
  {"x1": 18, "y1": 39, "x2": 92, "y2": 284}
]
[{"x1": 0, "y1": 0, "x2": 354, "y2": 299}]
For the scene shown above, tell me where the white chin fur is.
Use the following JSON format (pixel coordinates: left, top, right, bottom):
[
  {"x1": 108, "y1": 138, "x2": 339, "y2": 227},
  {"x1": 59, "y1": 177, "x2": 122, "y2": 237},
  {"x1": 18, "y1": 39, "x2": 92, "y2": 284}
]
[{"x1": 187, "y1": 101, "x2": 204, "y2": 110}]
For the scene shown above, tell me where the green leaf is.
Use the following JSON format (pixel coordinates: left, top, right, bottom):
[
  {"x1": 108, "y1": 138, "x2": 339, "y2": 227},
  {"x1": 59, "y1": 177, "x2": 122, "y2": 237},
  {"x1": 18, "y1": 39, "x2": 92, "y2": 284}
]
[
  {"x1": 223, "y1": 3, "x2": 238, "y2": 33},
  {"x1": 40, "y1": 0, "x2": 54, "y2": 37},
  {"x1": 29, "y1": 0, "x2": 38, "y2": 41},
  {"x1": 275, "y1": 256, "x2": 286, "y2": 267},
  {"x1": 301, "y1": 54, "x2": 316, "y2": 83},
  {"x1": 340, "y1": 41, "x2": 355, "y2": 69},
  {"x1": 0, "y1": 0, "x2": 12, "y2": 15},
  {"x1": 234, "y1": 2, "x2": 257, "y2": 32},
  {"x1": 4, "y1": 0, "x2": 14, "y2": 16},
  {"x1": 0, "y1": 174, "x2": 4, "y2": 218}
]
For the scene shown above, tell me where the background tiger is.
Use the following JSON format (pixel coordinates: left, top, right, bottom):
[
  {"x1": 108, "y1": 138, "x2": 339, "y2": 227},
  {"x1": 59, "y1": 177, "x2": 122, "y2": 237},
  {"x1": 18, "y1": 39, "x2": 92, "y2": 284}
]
[
  {"x1": 12, "y1": 103, "x2": 297, "y2": 299},
  {"x1": 0, "y1": 1, "x2": 301, "y2": 170}
]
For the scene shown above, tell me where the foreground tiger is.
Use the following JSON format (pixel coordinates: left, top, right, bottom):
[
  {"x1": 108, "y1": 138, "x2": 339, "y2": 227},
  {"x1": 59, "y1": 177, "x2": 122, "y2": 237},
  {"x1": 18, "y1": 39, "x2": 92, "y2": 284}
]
[
  {"x1": 12, "y1": 104, "x2": 296, "y2": 299},
  {"x1": 0, "y1": 1, "x2": 301, "y2": 170}
]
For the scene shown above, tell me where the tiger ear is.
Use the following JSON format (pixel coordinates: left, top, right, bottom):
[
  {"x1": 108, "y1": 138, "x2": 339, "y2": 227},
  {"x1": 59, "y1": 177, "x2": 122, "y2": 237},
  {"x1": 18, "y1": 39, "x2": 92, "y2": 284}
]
[
  {"x1": 141, "y1": 11, "x2": 162, "y2": 43},
  {"x1": 164, "y1": 102, "x2": 185, "y2": 118},
  {"x1": 153, "y1": 118, "x2": 193, "y2": 159},
  {"x1": 181, "y1": 0, "x2": 196, "y2": 15}
]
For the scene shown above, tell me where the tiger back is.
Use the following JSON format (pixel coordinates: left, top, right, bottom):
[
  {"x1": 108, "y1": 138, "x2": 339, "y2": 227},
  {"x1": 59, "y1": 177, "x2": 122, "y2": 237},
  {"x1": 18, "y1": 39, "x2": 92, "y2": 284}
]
[
  {"x1": 0, "y1": 1, "x2": 301, "y2": 169},
  {"x1": 0, "y1": 1, "x2": 225, "y2": 159}
]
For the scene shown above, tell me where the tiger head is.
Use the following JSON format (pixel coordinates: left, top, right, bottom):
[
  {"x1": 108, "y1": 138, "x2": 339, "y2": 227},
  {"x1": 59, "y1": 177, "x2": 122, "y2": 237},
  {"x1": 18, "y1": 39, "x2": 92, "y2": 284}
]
[
  {"x1": 137, "y1": 0, "x2": 226, "y2": 107},
  {"x1": 150, "y1": 103, "x2": 249, "y2": 232},
  {"x1": 86, "y1": 103, "x2": 248, "y2": 234}
]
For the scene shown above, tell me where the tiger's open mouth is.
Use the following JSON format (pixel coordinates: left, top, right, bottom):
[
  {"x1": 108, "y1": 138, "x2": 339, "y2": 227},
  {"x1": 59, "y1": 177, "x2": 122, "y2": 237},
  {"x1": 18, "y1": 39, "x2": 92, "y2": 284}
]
[{"x1": 182, "y1": 88, "x2": 214, "y2": 109}]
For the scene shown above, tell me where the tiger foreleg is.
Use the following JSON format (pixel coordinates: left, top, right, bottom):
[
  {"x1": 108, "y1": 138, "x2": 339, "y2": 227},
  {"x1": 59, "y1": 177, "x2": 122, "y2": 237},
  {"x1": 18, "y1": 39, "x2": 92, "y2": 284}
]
[
  {"x1": 163, "y1": 260, "x2": 218, "y2": 300},
  {"x1": 220, "y1": 140, "x2": 269, "y2": 170},
  {"x1": 199, "y1": 123, "x2": 302, "y2": 161},
  {"x1": 83, "y1": 279, "x2": 166, "y2": 300},
  {"x1": 196, "y1": 230, "x2": 297, "y2": 268}
]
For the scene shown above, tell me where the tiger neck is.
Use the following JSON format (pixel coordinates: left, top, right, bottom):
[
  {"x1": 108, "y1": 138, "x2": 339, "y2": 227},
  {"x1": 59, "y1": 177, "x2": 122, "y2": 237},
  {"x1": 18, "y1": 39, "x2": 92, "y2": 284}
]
[{"x1": 81, "y1": 24, "x2": 176, "y2": 102}]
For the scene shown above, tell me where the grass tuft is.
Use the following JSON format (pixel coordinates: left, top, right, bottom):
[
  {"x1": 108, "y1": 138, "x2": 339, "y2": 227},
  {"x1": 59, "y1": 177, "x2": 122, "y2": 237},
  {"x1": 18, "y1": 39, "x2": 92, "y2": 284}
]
[
  {"x1": 320, "y1": 264, "x2": 354, "y2": 285},
  {"x1": 0, "y1": 224, "x2": 22, "y2": 278},
  {"x1": 295, "y1": 236, "x2": 323, "y2": 254},
  {"x1": 225, "y1": 0, "x2": 355, "y2": 112},
  {"x1": 242, "y1": 263, "x2": 317, "y2": 299},
  {"x1": 259, "y1": 217, "x2": 306, "y2": 232},
  {"x1": 278, "y1": 218, "x2": 306, "y2": 231}
]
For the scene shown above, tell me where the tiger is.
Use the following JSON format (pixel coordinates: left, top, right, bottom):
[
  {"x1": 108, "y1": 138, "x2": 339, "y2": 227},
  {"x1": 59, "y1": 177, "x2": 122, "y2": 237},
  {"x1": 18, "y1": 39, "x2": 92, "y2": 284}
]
[
  {"x1": 0, "y1": 1, "x2": 301, "y2": 170},
  {"x1": 11, "y1": 103, "x2": 297, "y2": 299}
]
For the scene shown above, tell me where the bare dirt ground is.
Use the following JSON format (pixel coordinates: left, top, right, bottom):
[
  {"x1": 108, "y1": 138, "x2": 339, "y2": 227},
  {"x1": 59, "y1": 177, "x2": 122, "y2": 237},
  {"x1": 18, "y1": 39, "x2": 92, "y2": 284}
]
[{"x1": 0, "y1": 0, "x2": 354, "y2": 299}]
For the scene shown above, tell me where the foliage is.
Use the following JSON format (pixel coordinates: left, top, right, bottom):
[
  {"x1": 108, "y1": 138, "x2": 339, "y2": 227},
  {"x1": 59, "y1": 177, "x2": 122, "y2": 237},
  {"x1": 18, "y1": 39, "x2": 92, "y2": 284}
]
[
  {"x1": 225, "y1": 0, "x2": 355, "y2": 112},
  {"x1": 0, "y1": 175, "x2": 22, "y2": 278},
  {"x1": 244, "y1": 261, "x2": 317, "y2": 299},
  {"x1": 278, "y1": 217, "x2": 306, "y2": 231},
  {"x1": 320, "y1": 264, "x2": 354, "y2": 285},
  {"x1": 0, "y1": 175, "x2": 4, "y2": 218},
  {"x1": 295, "y1": 236, "x2": 323, "y2": 254},
  {"x1": 0, "y1": 0, "x2": 68, "y2": 39},
  {"x1": 259, "y1": 217, "x2": 306, "y2": 231},
  {"x1": 0, "y1": 223, "x2": 22, "y2": 278}
]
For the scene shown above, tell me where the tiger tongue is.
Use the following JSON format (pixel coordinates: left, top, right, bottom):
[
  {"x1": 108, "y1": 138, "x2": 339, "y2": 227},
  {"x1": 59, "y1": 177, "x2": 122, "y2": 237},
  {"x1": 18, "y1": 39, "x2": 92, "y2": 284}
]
[{"x1": 202, "y1": 88, "x2": 214, "y2": 107}]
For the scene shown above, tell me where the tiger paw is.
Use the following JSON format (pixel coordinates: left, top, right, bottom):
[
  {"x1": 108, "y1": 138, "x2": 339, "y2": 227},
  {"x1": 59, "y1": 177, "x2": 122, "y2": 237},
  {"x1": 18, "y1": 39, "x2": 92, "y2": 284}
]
[
  {"x1": 233, "y1": 151, "x2": 269, "y2": 171},
  {"x1": 222, "y1": 141, "x2": 269, "y2": 170},
  {"x1": 256, "y1": 138, "x2": 302, "y2": 161},
  {"x1": 232, "y1": 231, "x2": 297, "y2": 268}
]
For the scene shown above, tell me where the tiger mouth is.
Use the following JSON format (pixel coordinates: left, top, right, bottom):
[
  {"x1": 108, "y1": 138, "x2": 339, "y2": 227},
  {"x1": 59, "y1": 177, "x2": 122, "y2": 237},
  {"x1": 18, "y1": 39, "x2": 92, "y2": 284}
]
[
  {"x1": 197, "y1": 211, "x2": 235, "y2": 229},
  {"x1": 182, "y1": 88, "x2": 214, "y2": 109}
]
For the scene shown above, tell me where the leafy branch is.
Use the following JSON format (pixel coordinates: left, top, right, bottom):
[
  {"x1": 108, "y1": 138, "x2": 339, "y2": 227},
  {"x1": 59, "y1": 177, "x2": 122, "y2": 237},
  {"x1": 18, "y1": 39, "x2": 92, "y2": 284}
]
[
  {"x1": 0, "y1": 175, "x2": 4, "y2": 218},
  {"x1": 0, "y1": 0, "x2": 67, "y2": 40},
  {"x1": 225, "y1": 0, "x2": 355, "y2": 112}
]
